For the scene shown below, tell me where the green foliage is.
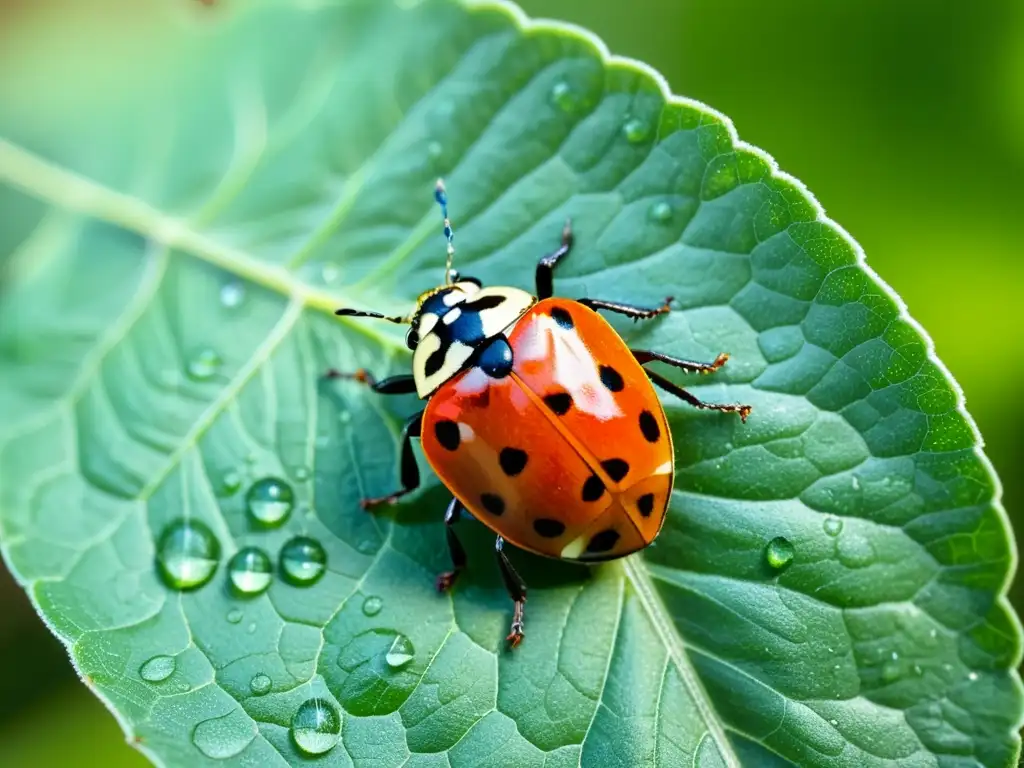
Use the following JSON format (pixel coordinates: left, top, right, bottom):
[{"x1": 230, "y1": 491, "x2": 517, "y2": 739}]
[{"x1": 0, "y1": 1, "x2": 1021, "y2": 765}]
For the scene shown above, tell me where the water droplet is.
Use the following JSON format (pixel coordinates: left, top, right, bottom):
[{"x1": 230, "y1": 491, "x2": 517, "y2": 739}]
[
  {"x1": 356, "y1": 539, "x2": 378, "y2": 555},
  {"x1": 385, "y1": 634, "x2": 415, "y2": 669},
  {"x1": 245, "y1": 453, "x2": 258, "y2": 465},
  {"x1": 881, "y1": 662, "x2": 900, "y2": 682},
  {"x1": 321, "y1": 264, "x2": 339, "y2": 285},
  {"x1": 823, "y1": 517, "x2": 843, "y2": 536},
  {"x1": 219, "y1": 281, "x2": 245, "y2": 309},
  {"x1": 226, "y1": 608, "x2": 243, "y2": 624},
  {"x1": 837, "y1": 533, "x2": 875, "y2": 568},
  {"x1": 139, "y1": 655, "x2": 175, "y2": 683},
  {"x1": 227, "y1": 546, "x2": 273, "y2": 596},
  {"x1": 829, "y1": 718, "x2": 838, "y2": 726},
  {"x1": 246, "y1": 622, "x2": 257, "y2": 635},
  {"x1": 648, "y1": 201, "x2": 672, "y2": 223},
  {"x1": 929, "y1": 629, "x2": 938, "y2": 640},
  {"x1": 623, "y1": 117, "x2": 651, "y2": 144},
  {"x1": 550, "y1": 80, "x2": 576, "y2": 111},
  {"x1": 155, "y1": 519, "x2": 220, "y2": 590},
  {"x1": 913, "y1": 664, "x2": 923, "y2": 676},
  {"x1": 246, "y1": 477, "x2": 294, "y2": 528},
  {"x1": 851, "y1": 476, "x2": 861, "y2": 491},
  {"x1": 289, "y1": 466, "x2": 310, "y2": 482},
  {"x1": 279, "y1": 536, "x2": 327, "y2": 586},
  {"x1": 968, "y1": 671, "x2": 979, "y2": 681},
  {"x1": 219, "y1": 471, "x2": 242, "y2": 496},
  {"x1": 192, "y1": 709, "x2": 257, "y2": 760},
  {"x1": 249, "y1": 673, "x2": 272, "y2": 696},
  {"x1": 186, "y1": 349, "x2": 222, "y2": 382},
  {"x1": 427, "y1": 140, "x2": 443, "y2": 159},
  {"x1": 338, "y1": 412, "x2": 352, "y2": 425},
  {"x1": 891, "y1": 650, "x2": 899, "y2": 661},
  {"x1": 291, "y1": 698, "x2": 341, "y2": 756},
  {"x1": 764, "y1": 537, "x2": 794, "y2": 570},
  {"x1": 362, "y1": 596, "x2": 383, "y2": 617}
]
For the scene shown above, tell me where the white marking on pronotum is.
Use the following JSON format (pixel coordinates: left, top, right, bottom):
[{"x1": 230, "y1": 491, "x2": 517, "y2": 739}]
[{"x1": 442, "y1": 307, "x2": 462, "y2": 325}]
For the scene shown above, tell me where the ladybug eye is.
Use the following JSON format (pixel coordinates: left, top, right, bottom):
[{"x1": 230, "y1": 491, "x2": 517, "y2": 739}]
[{"x1": 405, "y1": 328, "x2": 419, "y2": 350}]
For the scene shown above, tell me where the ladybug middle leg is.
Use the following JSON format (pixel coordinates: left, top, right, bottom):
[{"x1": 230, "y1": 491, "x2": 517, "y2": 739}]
[
  {"x1": 634, "y1": 349, "x2": 752, "y2": 422},
  {"x1": 495, "y1": 536, "x2": 527, "y2": 648},
  {"x1": 436, "y1": 498, "x2": 468, "y2": 592}
]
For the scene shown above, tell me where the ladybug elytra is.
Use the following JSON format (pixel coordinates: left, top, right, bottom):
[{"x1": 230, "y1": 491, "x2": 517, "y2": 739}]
[{"x1": 332, "y1": 180, "x2": 751, "y2": 647}]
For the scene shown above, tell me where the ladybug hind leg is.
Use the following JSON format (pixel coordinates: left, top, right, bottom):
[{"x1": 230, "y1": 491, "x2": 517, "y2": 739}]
[
  {"x1": 495, "y1": 536, "x2": 527, "y2": 648},
  {"x1": 436, "y1": 498, "x2": 467, "y2": 592}
]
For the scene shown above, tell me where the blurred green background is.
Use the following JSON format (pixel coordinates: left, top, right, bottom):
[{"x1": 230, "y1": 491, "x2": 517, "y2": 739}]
[{"x1": 1, "y1": 0, "x2": 1021, "y2": 764}]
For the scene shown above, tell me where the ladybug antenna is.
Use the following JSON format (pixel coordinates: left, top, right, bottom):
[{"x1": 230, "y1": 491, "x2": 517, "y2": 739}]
[{"x1": 435, "y1": 178, "x2": 456, "y2": 285}]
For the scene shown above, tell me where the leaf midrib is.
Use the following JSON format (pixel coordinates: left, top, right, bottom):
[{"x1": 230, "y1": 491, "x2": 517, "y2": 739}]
[{"x1": 0, "y1": 136, "x2": 741, "y2": 767}]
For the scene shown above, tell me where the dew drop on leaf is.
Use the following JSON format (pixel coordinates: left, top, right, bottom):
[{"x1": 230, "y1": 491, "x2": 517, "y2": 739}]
[
  {"x1": 969, "y1": 671, "x2": 979, "y2": 681},
  {"x1": 427, "y1": 140, "x2": 443, "y2": 160},
  {"x1": 155, "y1": 519, "x2": 220, "y2": 590},
  {"x1": 192, "y1": 709, "x2": 257, "y2": 760},
  {"x1": 245, "y1": 477, "x2": 294, "y2": 527},
  {"x1": 823, "y1": 517, "x2": 843, "y2": 536},
  {"x1": 186, "y1": 349, "x2": 222, "y2": 382},
  {"x1": 290, "y1": 465, "x2": 310, "y2": 482},
  {"x1": 837, "y1": 533, "x2": 875, "y2": 568},
  {"x1": 219, "y1": 281, "x2": 245, "y2": 309},
  {"x1": 139, "y1": 655, "x2": 175, "y2": 683},
  {"x1": 648, "y1": 201, "x2": 673, "y2": 223},
  {"x1": 249, "y1": 673, "x2": 271, "y2": 696},
  {"x1": 227, "y1": 546, "x2": 273, "y2": 596},
  {"x1": 623, "y1": 117, "x2": 651, "y2": 143},
  {"x1": 764, "y1": 536, "x2": 794, "y2": 570},
  {"x1": 279, "y1": 536, "x2": 327, "y2": 586},
  {"x1": 226, "y1": 608, "x2": 243, "y2": 624},
  {"x1": 385, "y1": 634, "x2": 415, "y2": 669},
  {"x1": 550, "y1": 80, "x2": 575, "y2": 112},
  {"x1": 362, "y1": 595, "x2": 383, "y2": 617},
  {"x1": 219, "y1": 471, "x2": 242, "y2": 497},
  {"x1": 291, "y1": 697, "x2": 341, "y2": 755}
]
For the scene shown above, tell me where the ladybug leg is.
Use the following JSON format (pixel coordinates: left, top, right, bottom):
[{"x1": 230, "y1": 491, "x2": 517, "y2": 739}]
[
  {"x1": 632, "y1": 349, "x2": 730, "y2": 375},
  {"x1": 361, "y1": 410, "x2": 425, "y2": 509},
  {"x1": 535, "y1": 219, "x2": 574, "y2": 299},
  {"x1": 576, "y1": 297, "x2": 673, "y2": 321},
  {"x1": 643, "y1": 368, "x2": 752, "y2": 422},
  {"x1": 436, "y1": 498, "x2": 467, "y2": 592},
  {"x1": 323, "y1": 370, "x2": 417, "y2": 395},
  {"x1": 495, "y1": 536, "x2": 527, "y2": 648}
]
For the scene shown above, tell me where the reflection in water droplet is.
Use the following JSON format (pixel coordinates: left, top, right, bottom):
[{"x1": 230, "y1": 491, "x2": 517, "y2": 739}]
[
  {"x1": 291, "y1": 698, "x2": 341, "y2": 755},
  {"x1": 362, "y1": 596, "x2": 383, "y2": 617},
  {"x1": 192, "y1": 709, "x2": 257, "y2": 760},
  {"x1": 139, "y1": 655, "x2": 175, "y2": 683},
  {"x1": 227, "y1": 547, "x2": 273, "y2": 596},
  {"x1": 219, "y1": 282, "x2": 245, "y2": 309},
  {"x1": 550, "y1": 80, "x2": 575, "y2": 111},
  {"x1": 385, "y1": 634, "x2": 415, "y2": 669},
  {"x1": 156, "y1": 519, "x2": 220, "y2": 590},
  {"x1": 226, "y1": 608, "x2": 243, "y2": 624},
  {"x1": 648, "y1": 201, "x2": 672, "y2": 223},
  {"x1": 186, "y1": 349, "x2": 222, "y2": 382},
  {"x1": 623, "y1": 118, "x2": 651, "y2": 144},
  {"x1": 764, "y1": 537, "x2": 794, "y2": 570},
  {"x1": 823, "y1": 517, "x2": 843, "y2": 536},
  {"x1": 246, "y1": 477, "x2": 294, "y2": 528},
  {"x1": 279, "y1": 536, "x2": 327, "y2": 586},
  {"x1": 249, "y1": 673, "x2": 272, "y2": 696},
  {"x1": 219, "y1": 471, "x2": 242, "y2": 497}
]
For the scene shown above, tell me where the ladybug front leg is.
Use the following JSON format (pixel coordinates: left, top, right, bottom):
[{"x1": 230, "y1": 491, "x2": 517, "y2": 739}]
[
  {"x1": 436, "y1": 498, "x2": 467, "y2": 592},
  {"x1": 576, "y1": 297, "x2": 673, "y2": 321},
  {"x1": 323, "y1": 369, "x2": 417, "y2": 395},
  {"x1": 535, "y1": 219, "x2": 574, "y2": 299},
  {"x1": 495, "y1": 536, "x2": 527, "y2": 648},
  {"x1": 361, "y1": 410, "x2": 425, "y2": 509}
]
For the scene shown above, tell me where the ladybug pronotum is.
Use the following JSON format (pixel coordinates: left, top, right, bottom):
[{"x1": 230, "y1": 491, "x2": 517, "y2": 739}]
[{"x1": 332, "y1": 180, "x2": 751, "y2": 647}]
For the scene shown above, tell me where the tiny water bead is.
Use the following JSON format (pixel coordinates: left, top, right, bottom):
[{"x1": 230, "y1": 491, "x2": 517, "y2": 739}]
[
  {"x1": 227, "y1": 546, "x2": 273, "y2": 596},
  {"x1": 139, "y1": 655, "x2": 176, "y2": 683},
  {"x1": 226, "y1": 608, "x2": 243, "y2": 624},
  {"x1": 648, "y1": 201, "x2": 673, "y2": 224},
  {"x1": 385, "y1": 634, "x2": 415, "y2": 669},
  {"x1": 219, "y1": 471, "x2": 243, "y2": 497},
  {"x1": 219, "y1": 281, "x2": 245, "y2": 309},
  {"x1": 764, "y1": 536, "x2": 795, "y2": 571},
  {"x1": 550, "y1": 80, "x2": 576, "y2": 112},
  {"x1": 362, "y1": 596, "x2": 383, "y2": 617},
  {"x1": 279, "y1": 536, "x2": 327, "y2": 586},
  {"x1": 186, "y1": 349, "x2": 222, "y2": 382},
  {"x1": 622, "y1": 117, "x2": 651, "y2": 144},
  {"x1": 246, "y1": 477, "x2": 294, "y2": 528},
  {"x1": 249, "y1": 673, "x2": 272, "y2": 696},
  {"x1": 156, "y1": 519, "x2": 221, "y2": 591},
  {"x1": 291, "y1": 698, "x2": 341, "y2": 756},
  {"x1": 290, "y1": 465, "x2": 310, "y2": 482},
  {"x1": 823, "y1": 517, "x2": 844, "y2": 537}
]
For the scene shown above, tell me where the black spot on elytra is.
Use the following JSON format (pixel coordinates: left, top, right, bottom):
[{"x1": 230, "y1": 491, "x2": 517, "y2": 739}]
[
  {"x1": 532, "y1": 518, "x2": 565, "y2": 538},
  {"x1": 480, "y1": 493, "x2": 505, "y2": 516},
  {"x1": 424, "y1": 345, "x2": 448, "y2": 378},
  {"x1": 544, "y1": 392, "x2": 572, "y2": 415},
  {"x1": 639, "y1": 410, "x2": 660, "y2": 443},
  {"x1": 434, "y1": 420, "x2": 460, "y2": 451},
  {"x1": 599, "y1": 365, "x2": 624, "y2": 392},
  {"x1": 499, "y1": 447, "x2": 528, "y2": 476},
  {"x1": 586, "y1": 529, "x2": 619, "y2": 554},
  {"x1": 637, "y1": 493, "x2": 655, "y2": 518},
  {"x1": 581, "y1": 474, "x2": 605, "y2": 502},
  {"x1": 550, "y1": 306, "x2": 574, "y2": 330},
  {"x1": 601, "y1": 458, "x2": 630, "y2": 483}
]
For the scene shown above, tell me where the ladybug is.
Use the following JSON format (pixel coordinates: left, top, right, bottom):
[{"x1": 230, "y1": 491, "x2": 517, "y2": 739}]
[{"x1": 331, "y1": 180, "x2": 751, "y2": 647}]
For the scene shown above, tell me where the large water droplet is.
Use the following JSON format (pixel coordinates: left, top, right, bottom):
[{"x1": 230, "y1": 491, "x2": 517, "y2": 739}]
[
  {"x1": 156, "y1": 519, "x2": 220, "y2": 590},
  {"x1": 385, "y1": 634, "x2": 415, "y2": 669},
  {"x1": 291, "y1": 698, "x2": 341, "y2": 756},
  {"x1": 362, "y1": 596, "x2": 383, "y2": 617},
  {"x1": 823, "y1": 517, "x2": 844, "y2": 537},
  {"x1": 219, "y1": 282, "x2": 245, "y2": 309},
  {"x1": 249, "y1": 673, "x2": 272, "y2": 696},
  {"x1": 550, "y1": 80, "x2": 576, "y2": 112},
  {"x1": 764, "y1": 537, "x2": 794, "y2": 571},
  {"x1": 246, "y1": 477, "x2": 294, "y2": 528},
  {"x1": 186, "y1": 349, "x2": 222, "y2": 382},
  {"x1": 227, "y1": 546, "x2": 273, "y2": 596},
  {"x1": 623, "y1": 117, "x2": 651, "y2": 144},
  {"x1": 279, "y1": 536, "x2": 327, "y2": 586},
  {"x1": 192, "y1": 709, "x2": 257, "y2": 760},
  {"x1": 139, "y1": 655, "x2": 175, "y2": 682},
  {"x1": 648, "y1": 201, "x2": 673, "y2": 223}
]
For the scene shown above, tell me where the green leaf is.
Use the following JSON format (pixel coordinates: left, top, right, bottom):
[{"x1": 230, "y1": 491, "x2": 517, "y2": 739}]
[{"x1": 1, "y1": 1, "x2": 1021, "y2": 765}]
